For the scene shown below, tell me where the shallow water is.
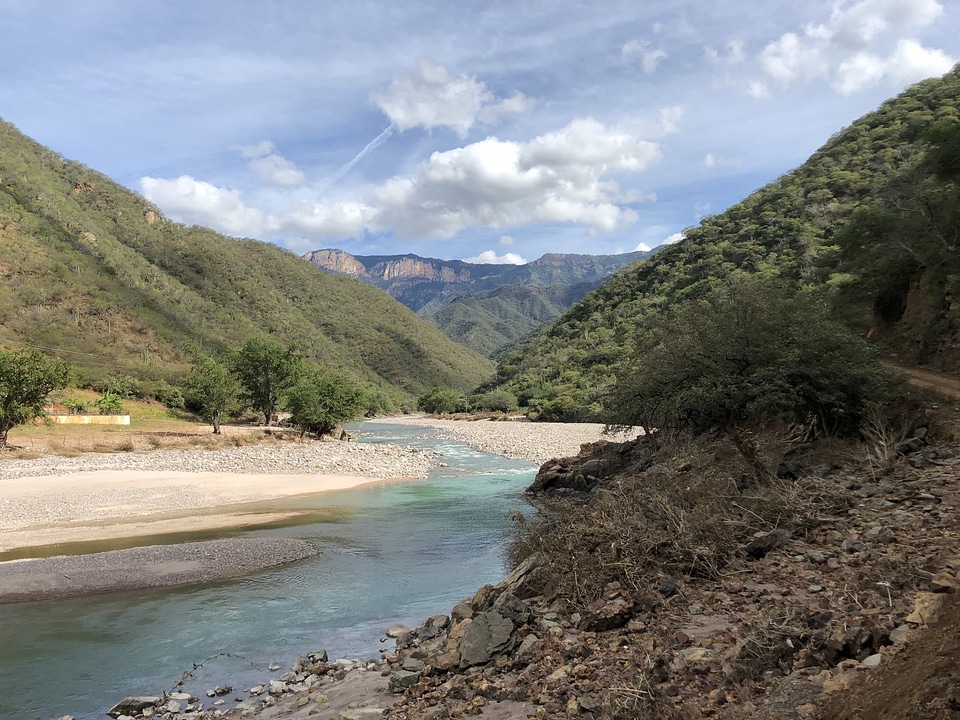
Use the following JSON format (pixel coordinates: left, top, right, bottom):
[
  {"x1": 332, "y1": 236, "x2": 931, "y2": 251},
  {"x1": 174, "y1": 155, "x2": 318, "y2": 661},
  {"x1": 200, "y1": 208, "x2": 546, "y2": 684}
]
[{"x1": 0, "y1": 422, "x2": 537, "y2": 720}]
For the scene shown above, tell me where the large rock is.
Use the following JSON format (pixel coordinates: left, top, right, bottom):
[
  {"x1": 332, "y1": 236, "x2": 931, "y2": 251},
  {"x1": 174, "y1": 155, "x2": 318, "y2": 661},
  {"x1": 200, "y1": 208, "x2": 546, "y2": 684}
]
[
  {"x1": 389, "y1": 670, "x2": 421, "y2": 693},
  {"x1": 460, "y1": 611, "x2": 517, "y2": 667},
  {"x1": 107, "y1": 697, "x2": 161, "y2": 718}
]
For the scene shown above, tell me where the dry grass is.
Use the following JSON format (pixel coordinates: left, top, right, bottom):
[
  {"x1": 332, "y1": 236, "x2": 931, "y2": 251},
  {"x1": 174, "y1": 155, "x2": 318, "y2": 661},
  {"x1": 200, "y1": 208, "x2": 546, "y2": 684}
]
[{"x1": 508, "y1": 435, "x2": 851, "y2": 609}]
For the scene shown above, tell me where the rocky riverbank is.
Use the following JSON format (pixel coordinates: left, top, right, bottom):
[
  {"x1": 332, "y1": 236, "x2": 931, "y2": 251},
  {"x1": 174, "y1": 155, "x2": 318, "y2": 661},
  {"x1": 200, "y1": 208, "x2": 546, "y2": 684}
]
[
  {"x1": 374, "y1": 416, "x2": 636, "y2": 465},
  {"x1": 0, "y1": 438, "x2": 438, "y2": 481}
]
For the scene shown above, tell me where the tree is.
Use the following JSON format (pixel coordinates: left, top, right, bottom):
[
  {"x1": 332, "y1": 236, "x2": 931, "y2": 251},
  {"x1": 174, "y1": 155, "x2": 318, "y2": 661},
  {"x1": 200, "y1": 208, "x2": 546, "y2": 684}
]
[
  {"x1": 94, "y1": 392, "x2": 124, "y2": 414},
  {"x1": 417, "y1": 386, "x2": 466, "y2": 414},
  {"x1": 285, "y1": 368, "x2": 366, "y2": 438},
  {"x1": 229, "y1": 338, "x2": 302, "y2": 425},
  {"x1": 607, "y1": 276, "x2": 897, "y2": 469},
  {"x1": 0, "y1": 348, "x2": 70, "y2": 450},
  {"x1": 181, "y1": 355, "x2": 241, "y2": 434}
]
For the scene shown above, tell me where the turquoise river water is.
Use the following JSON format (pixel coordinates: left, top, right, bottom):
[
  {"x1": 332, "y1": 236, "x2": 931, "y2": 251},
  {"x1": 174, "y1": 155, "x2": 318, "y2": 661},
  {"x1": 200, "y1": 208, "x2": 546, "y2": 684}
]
[{"x1": 0, "y1": 422, "x2": 537, "y2": 720}]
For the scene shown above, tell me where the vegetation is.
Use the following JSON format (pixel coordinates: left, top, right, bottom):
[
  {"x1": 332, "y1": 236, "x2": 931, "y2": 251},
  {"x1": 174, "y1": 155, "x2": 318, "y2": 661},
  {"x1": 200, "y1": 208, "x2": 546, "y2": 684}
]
[
  {"x1": 606, "y1": 276, "x2": 897, "y2": 466},
  {"x1": 417, "y1": 386, "x2": 467, "y2": 414},
  {"x1": 489, "y1": 67, "x2": 960, "y2": 420},
  {"x1": 180, "y1": 354, "x2": 241, "y2": 434},
  {"x1": 0, "y1": 117, "x2": 493, "y2": 409},
  {"x1": 0, "y1": 347, "x2": 70, "y2": 449},
  {"x1": 229, "y1": 339, "x2": 302, "y2": 426},
  {"x1": 286, "y1": 367, "x2": 366, "y2": 438},
  {"x1": 93, "y1": 392, "x2": 124, "y2": 415}
]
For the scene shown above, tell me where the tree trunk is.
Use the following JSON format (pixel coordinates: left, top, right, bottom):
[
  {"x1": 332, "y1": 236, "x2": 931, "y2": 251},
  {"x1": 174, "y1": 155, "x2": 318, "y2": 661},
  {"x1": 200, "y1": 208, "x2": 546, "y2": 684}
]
[
  {"x1": 0, "y1": 423, "x2": 9, "y2": 450},
  {"x1": 729, "y1": 427, "x2": 773, "y2": 481},
  {"x1": 212, "y1": 412, "x2": 221, "y2": 435},
  {"x1": 264, "y1": 410, "x2": 272, "y2": 426}
]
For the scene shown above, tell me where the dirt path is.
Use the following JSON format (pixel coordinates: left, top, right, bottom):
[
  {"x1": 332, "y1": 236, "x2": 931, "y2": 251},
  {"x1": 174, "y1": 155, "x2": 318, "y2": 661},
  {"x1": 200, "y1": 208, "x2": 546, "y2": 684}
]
[{"x1": 884, "y1": 362, "x2": 960, "y2": 400}]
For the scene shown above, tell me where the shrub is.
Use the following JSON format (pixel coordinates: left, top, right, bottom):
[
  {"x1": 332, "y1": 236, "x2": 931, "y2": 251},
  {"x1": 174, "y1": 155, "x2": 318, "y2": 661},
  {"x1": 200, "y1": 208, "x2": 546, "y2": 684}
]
[
  {"x1": 93, "y1": 373, "x2": 143, "y2": 399},
  {"x1": 417, "y1": 386, "x2": 466, "y2": 414},
  {"x1": 94, "y1": 392, "x2": 124, "y2": 414},
  {"x1": 63, "y1": 397, "x2": 88, "y2": 415},
  {"x1": 473, "y1": 389, "x2": 518, "y2": 413}
]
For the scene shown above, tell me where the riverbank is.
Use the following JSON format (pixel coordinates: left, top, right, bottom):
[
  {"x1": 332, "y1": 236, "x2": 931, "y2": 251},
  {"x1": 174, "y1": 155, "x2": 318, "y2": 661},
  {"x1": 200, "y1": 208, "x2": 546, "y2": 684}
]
[
  {"x1": 0, "y1": 439, "x2": 438, "y2": 555},
  {"x1": 375, "y1": 415, "x2": 637, "y2": 464}
]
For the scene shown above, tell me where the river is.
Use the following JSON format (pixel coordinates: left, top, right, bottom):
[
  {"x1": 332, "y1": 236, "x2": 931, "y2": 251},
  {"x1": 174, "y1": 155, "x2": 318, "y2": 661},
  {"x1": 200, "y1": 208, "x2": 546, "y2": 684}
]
[{"x1": 0, "y1": 422, "x2": 536, "y2": 720}]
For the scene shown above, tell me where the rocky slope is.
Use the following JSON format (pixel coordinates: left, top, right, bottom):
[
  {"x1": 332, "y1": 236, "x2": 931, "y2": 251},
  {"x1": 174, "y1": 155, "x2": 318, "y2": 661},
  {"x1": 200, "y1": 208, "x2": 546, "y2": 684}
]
[{"x1": 96, "y1": 401, "x2": 960, "y2": 720}]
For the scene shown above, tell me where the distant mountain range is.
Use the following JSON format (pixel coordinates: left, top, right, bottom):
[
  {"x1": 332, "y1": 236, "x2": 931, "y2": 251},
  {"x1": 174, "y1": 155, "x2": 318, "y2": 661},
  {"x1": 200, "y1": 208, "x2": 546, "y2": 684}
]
[{"x1": 303, "y1": 249, "x2": 652, "y2": 356}]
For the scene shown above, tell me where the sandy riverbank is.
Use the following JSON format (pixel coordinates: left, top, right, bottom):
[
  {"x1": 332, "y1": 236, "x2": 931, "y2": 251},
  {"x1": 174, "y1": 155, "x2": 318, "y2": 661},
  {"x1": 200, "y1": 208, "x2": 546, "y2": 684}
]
[
  {"x1": 375, "y1": 414, "x2": 638, "y2": 465},
  {"x1": 0, "y1": 439, "x2": 439, "y2": 555}
]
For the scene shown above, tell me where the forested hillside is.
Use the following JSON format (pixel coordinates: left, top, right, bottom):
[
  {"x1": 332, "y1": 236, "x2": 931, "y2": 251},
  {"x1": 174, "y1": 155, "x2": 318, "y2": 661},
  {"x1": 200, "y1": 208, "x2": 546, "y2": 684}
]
[
  {"x1": 488, "y1": 67, "x2": 960, "y2": 420},
  {"x1": 0, "y1": 120, "x2": 493, "y2": 407}
]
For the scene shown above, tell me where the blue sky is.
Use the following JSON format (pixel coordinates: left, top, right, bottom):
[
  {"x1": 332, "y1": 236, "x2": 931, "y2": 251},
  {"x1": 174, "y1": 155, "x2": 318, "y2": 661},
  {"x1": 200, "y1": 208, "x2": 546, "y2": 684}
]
[{"x1": 1, "y1": 0, "x2": 957, "y2": 263}]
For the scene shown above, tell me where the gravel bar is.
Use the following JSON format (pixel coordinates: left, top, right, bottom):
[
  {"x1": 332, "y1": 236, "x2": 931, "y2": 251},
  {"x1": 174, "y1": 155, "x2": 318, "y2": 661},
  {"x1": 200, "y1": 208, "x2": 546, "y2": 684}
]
[{"x1": 0, "y1": 537, "x2": 319, "y2": 603}]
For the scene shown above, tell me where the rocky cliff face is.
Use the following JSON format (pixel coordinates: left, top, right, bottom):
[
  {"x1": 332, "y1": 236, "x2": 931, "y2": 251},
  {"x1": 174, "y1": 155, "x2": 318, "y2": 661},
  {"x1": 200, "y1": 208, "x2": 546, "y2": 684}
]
[{"x1": 302, "y1": 249, "x2": 368, "y2": 276}]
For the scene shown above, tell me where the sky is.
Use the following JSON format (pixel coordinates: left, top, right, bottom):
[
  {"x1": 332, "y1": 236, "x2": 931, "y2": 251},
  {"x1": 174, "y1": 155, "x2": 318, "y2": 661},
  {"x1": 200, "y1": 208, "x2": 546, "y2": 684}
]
[{"x1": 1, "y1": 1, "x2": 958, "y2": 264}]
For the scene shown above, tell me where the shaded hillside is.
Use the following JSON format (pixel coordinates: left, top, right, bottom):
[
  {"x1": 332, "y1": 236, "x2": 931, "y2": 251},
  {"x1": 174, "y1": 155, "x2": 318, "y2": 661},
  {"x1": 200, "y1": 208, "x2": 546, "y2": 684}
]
[
  {"x1": 0, "y1": 119, "x2": 493, "y2": 405},
  {"x1": 303, "y1": 248, "x2": 649, "y2": 315},
  {"x1": 426, "y1": 282, "x2": 598, "y2": 358},
  {"x1": 489, "y1": 67, "x2": 960, "y2": 420}
]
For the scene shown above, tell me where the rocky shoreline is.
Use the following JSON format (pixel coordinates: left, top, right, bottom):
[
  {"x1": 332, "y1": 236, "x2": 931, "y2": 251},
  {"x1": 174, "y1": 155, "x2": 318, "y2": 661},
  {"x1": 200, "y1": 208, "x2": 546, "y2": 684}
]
[{"x1": 374, "y1": 416, "x2": 636, "y2": 465}]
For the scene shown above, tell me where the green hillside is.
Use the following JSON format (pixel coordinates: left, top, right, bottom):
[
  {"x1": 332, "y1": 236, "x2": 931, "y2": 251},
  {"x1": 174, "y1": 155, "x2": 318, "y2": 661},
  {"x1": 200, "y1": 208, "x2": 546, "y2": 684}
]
[
  {"x1": 0, "y1": 120, "x2": 493, "y2": 406},
  {"x1": 426, "y1": 282, "x2": 599, "y2": 358},
  {"x1": 489, "y1": 67, "x2": 960, "y2": 420}
]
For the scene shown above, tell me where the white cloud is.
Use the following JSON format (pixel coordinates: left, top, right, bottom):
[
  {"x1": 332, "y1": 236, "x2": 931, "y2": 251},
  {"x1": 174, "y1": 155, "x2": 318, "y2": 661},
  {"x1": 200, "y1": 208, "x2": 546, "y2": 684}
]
[
  {"x1": 499, "y1": 235, "x2": 514, "y2": 246},
  {"x1": 237, "y1": 140, "x2": 306, "y2": 186},
  {"x1": 634, "y1": 242, "x2": 652, "y2": 252},
  {"x1": 661, "y1": 232, "x2": 685, "y2": 245},
  {"x1": 705, "y1": 40, "x2": 745, "y2": 66},
  {"x1": 462, "y1": 250, "x2": 528, "y2": 264},
  {"x1": 139, "y1": 175, "x2": 270, "y2": 236},
  {"x1": 751, "y1": 0, "x2": 952, "y2": 95},
  {"x1": 621, "y1": 39, "x2": 668, "y2": 74},
  {"x1": 143, "y1": 114, "x2": 674, "y2": 243},
  {"x1": 372, "y1": 60, "x2": 532, "y2": 138},
  {"x1": 747, "y1": 80, "x2": 771, "y2": 98},
  {"x1": 704, "y1": 153, "x2": 717, "y2": 168}
]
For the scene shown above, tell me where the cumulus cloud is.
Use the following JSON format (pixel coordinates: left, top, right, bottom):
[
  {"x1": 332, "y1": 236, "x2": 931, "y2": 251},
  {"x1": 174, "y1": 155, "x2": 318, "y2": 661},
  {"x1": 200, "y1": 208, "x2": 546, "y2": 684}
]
[
  {"x1": 372, "y1": 60, "x2": 533, "y2": 137},
  {"x1": 499, "y1": 235, "x2": 514, "y2": 246},
  {"x1": 462, "y1": 250, "x2": 528, "y2": 264},
  {"x1": 634, "y1": 242, "x2": 652, "y2": 252},
  {"x1": 705, "y1": 40, "x2": 745, "y2": 66},
  {"x1": 622, "y1": 39, "x2": 668, "y2": 74},
  {"x1": 142, "y1": 114, "x2": 674, "y2": 243},
  {"x1": 140, "y1": 176, "x2": 270, "y2": 236},
  {"x1": 751, "y1": 0, "x2": 953, "y2": 95},
  {"x1": 661, "y1": 232, "x2": 685, "y2": 245},
  {"x1": 238, "y1": 140, "x2": 306, "y2": 186}
]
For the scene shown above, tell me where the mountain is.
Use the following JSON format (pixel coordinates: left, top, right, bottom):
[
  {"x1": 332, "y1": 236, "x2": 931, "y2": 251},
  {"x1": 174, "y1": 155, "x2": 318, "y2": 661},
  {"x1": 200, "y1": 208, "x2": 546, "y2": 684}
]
[
  {"x1": 487, "y1": 67, "x2": 960, "y2": 420},
  {"x1": 425, "y1": 282, "x2": 599, "y2": 359},
  {"x1": 303, "y1": 248, "x2": 651, "y2": 355},
  {"x1": 0, "y1": 119, "x2": 493, "y2": 407}
]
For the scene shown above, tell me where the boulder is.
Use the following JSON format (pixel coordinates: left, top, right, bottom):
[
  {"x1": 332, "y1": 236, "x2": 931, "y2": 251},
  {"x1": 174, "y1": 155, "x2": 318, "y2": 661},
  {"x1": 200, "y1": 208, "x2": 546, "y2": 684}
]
[
  {"x1": 107, "y1": 698, "x2": 161, "y2": 718},
  {"x1": 389, "y1": 670, "x2": 421, "y2": 693},
  {"x1": 385, "y1": 624, "x2": 412, "y2": 638},
  {"x1": 492, "y1": 592, "x2": 532, "y2": 626},
  {"x1": 460, "y1": 611, "x2": 517, "y2": 667}
]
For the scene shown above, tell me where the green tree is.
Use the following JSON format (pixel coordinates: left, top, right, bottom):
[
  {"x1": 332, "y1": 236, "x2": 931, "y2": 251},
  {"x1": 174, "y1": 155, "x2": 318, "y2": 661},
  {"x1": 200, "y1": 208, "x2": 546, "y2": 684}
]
[
  {"x1": 94, "y1": 392, "x2": 124, "y2": 414},
  {"x1": 417, "y1": 386, "x2": 466, "y2": 414},
  {"x1": 229, "y1": 338, "x2": 302, "y2": 426},
  {"x1": 285, "y1": 367, "x2": 365, "y2": 438},
  {"x1": 0, "y1": 348, "x2": 70, "y2": 449},
  {"x1": 181, "y1": 355, "x2": 241, "y2": 434},
  {"x1": 608, "y1": 276, "x2": 897, "y2": 470}
]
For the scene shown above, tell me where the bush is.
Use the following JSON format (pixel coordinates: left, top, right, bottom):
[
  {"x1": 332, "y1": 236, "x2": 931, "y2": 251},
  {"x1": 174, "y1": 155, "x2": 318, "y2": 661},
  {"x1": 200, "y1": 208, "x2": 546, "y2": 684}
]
[
  {"x1": 93, "y1": 373, "x2": 143, "y2": 399},
  {"x1": 472, "y1": 389, "x2": 518, "y2": 413},
  {"x1": 63, "y1": 397, "x2": 88, "y2": 415},
  {"x1": 417, "y1": 386, "x2": 466, "y2": 414},
  {"x1": 286, "y1": 368, "x2": 366, "y2": 438},
  {"x1": 151, "y1": 381, "x2": 185, "y2": 409}
]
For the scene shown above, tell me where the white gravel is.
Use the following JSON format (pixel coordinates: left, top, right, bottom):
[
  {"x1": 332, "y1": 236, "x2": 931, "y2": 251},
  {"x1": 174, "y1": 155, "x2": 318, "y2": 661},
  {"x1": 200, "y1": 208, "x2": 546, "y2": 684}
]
[
  {"x1": 0, "y1": 439, "x2": 438, "y2": 481},
  {"x1": 375, "y1": 415, "x2": 637, "y2": 465}
]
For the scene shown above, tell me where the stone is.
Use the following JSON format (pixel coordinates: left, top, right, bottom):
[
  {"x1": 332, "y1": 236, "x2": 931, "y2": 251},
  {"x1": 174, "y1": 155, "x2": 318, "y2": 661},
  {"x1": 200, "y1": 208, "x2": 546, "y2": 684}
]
[
  {"x1": 579, "y1": 591, "x2": 635, "y2": 631},
  {"x1": 930, "y1": 572, "x2": 960, "y2": 593},
  {"x1": 460, "y1": 611, "x2": 517, "y2": 667},
  {"x1": 401, "y1": 657, "x2": 425, "y2": 672},
  {"x1": 386, "y1": 623, "x2": 412, "y2": 638},
  {"x1": 822, "y1": 672, "x2": 855, "y2": 693},
  {"x1": 517, "y1": 632, "x2": 540, "y2": 658},
  {"x1": 905, "y1": 593, "x2": 944, "y2": 624},
  {"x1": 451, "y1": 599, "x2": 474, "y2": 621},
  {"x1": 745, "y1": 529, "x2": 790, "y2": 560},
  {"x1": 268, "y1": 680, "x2": 288, "y2": 695},
  {"x1": 889, "y1": 624, "x2": 911, "y2": 645},
  {"x1": 268, "y1": 662, "x2": 281, "y2": 671},
  {"x1": 338, "y1": 709, "x2": 387, "y2": 720},
  {"x1": 659, "y1": 576, "x2": 678, "y2": 596},
  {"x1": 389, "y1": 670, "x2": 421, "y2": 693},
  {"x1": 862, "y1": 654, "x2": 882, "y2": 668},
  {"x1": 492, "y1": 592, "x2": 532, "y2": 626},
  {"x1": 107, "y1": 697, "x2": 162, "y2": 718}
]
